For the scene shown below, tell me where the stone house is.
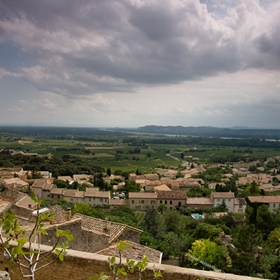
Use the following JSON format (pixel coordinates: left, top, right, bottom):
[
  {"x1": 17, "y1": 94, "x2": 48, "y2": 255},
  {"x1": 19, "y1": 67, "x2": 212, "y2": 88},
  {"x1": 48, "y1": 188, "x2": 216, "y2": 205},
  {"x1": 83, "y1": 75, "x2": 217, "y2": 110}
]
[
  {"x1": 160, "y1": 178, "x2": 180, "y2": 190},
  {"x1": 63, "y1": 190, "x2": 85, "y2": 203},
  {"x1": 144, "y1": 173, "x2": 160, "y2": 180},
  {"x1": 0, "y1": 167, "x2": 24, "y2": 180},
  {"x1": 186, "y1": 197, "x2": 213, "y2": 209},
  {"x1": 2, "y1": 178, "x2": 29, "y2": 192},
  {"x1": 145, "y1": 180, "x2": 163, "y2": 192},
  {"x1": 41, "y1": 212, "x2": 143, "y2": 253},
  {"x1": 154, "y1": 184, "x2": 171, "y2": 192},
  {"x1": 14, "y1": 203, "x2": 144, "y2": 256},
  {"x1": 128, "y1": 173, "x2": 142, "y2": 180},
  {"x1": 50, "y1": 188, "x2": 65, "y2": 200},
  {"x1": 233, "y1": 198, "x2": 247, "y2": 213},
  {"x1": 84, "y1": 188, "x2": 110, "y2": 206},
  {"x1": 156, "y1": 190, "x2": 187, "y2": 210},
  {"x1": 57, "y1": 175, "x2": 74, "y2": 184},
  {"x1": 128, "y1": 192, "x2": 157, "y2": 211},
  {"x1": 31, "y1": 178, "x2": 54, "y2": 199},
  {"x1": 247, "y1": 195, "x2": 280, "y2": 212},
  {"x1": 211, "y1": 192, "x2": 235, "y2": 213},
  {"x1": 177, "y1": 178, "x2": 202, "y2": 191}
]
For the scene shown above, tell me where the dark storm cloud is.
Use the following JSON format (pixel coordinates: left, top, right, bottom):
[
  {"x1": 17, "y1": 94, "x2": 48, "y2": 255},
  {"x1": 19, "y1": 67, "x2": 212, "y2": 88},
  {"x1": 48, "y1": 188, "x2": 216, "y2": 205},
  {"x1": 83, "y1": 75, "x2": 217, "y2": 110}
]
[{"x1": 0, "y1": 0, "x2": 279, "y2": 96}]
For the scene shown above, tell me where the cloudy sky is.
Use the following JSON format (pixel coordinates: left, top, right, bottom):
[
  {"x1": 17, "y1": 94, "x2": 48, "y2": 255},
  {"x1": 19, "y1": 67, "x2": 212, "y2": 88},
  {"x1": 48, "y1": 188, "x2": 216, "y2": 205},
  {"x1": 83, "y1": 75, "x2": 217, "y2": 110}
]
[{"x1": 0, "y1": 0, "x2": 280, "y2": 128}]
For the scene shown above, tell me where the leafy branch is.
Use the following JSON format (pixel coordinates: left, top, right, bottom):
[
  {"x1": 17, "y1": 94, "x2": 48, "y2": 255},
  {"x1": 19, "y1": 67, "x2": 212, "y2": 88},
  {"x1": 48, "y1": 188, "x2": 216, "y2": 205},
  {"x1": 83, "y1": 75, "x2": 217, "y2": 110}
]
[
  {"x1": 90, "y1": 240, "x2": 162, "y2": 280},
  {"x1": 0, "y1": 193, "x2": 74, "y2": 280}
]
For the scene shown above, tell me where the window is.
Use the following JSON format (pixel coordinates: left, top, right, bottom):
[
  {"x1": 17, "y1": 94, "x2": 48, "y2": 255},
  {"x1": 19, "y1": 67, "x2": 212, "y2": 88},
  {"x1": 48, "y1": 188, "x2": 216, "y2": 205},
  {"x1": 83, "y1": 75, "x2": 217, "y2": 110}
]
[
  {"x1": 170, "y1": 201, "x2": 172, "y2": 205},
  {"x1": 89, "y1": 198, "x2": 91, "y2": 202},
  {"x1": 141, "y1": 200, "x2": 144, "y2": 204},
  {"x1": 132, "y1": 200, "x2": 134, "y2": 204},
  {"x1": 165, "y1": 201, "x2": 167, "y2": 204},
  {"x1": 100, "y1": 198, "x2": 103, "y2": 203},
  {"x1": 160, "y1": 200, "x2": 162, "y2": 204},
  {"x1": 273, "y1": 203, "x2": 276, "y2": 208},
  {"x1": 151, "y1": 200, "x2": 155, "y2": 205}
]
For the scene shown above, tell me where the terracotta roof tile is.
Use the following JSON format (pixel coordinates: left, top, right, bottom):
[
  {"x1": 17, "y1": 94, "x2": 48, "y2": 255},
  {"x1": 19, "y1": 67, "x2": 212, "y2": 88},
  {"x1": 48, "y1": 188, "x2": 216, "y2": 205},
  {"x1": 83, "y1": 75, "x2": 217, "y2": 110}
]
[
  {"x1": 212, "y1": 192, "x2": 235, "y2": 198},
  {"x1": 187, "y1": 197, "x2": 213, "y2": 205},
  {"x1": 96, "y1": 240, "x2": 162, "y2": 264},
  {"x1": 247, "y1": 196, "x2": 280, "y2": 203},
  {"x1": 72, "y1": 213, "x2": 142, "y2": 244},
  {"x1": 128, "y1": 192, "x2": 157, "y2": 199},
  {"x1": 156, "y1": 190, "x2": 187, "y2": 199}
]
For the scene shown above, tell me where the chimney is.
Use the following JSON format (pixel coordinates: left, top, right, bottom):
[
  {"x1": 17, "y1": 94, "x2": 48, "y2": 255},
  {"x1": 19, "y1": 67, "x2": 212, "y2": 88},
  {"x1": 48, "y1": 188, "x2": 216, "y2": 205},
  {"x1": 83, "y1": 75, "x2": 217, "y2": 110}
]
[{"x1": 66, "y1": 207, "x2": 72, "y2": 221}]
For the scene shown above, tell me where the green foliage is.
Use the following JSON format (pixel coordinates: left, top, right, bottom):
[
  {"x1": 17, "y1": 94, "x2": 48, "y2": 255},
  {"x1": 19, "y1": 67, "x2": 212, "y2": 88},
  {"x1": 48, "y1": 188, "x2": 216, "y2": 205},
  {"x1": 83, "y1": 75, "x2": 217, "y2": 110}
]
[
  {"x1": 229, "y1": 224, "x2": 263, "y2": 276},
  {"x1": 187, "y1": 239, "x2": 230, "y2": 271},
  {"x1": 268, "y1": 228, "x2": 280, "y2": 252},
  {"x1": 186, "y1": 187, "x2": 212, "y2": 198},
  {"x1": 142, "y1": 209, "x2": 162, "y2": 236},
  {"x1": 162, "y1": 210, "x2": 185, "y2": 233},
  {"x1": 190, "y1": 223, "x2": 223, "y2": 241},
  {"x1": 256, "y1": 204, "x2": 274, "y2": 239}
]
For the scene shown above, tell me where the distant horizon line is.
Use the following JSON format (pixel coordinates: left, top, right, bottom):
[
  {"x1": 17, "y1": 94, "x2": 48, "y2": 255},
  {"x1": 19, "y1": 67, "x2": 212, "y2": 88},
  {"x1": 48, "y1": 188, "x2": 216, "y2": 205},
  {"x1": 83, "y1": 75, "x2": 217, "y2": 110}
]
[{"x1": 1, "y1": 124, "x2": 280, "y2": 130}]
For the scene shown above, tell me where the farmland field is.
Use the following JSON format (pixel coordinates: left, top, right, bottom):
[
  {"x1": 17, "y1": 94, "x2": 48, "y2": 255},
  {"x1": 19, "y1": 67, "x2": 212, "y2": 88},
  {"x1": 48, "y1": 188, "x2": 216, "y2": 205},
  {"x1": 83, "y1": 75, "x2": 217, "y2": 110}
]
[{"x1": 1, "y1": 127, "x2": 280, "y2": 174}]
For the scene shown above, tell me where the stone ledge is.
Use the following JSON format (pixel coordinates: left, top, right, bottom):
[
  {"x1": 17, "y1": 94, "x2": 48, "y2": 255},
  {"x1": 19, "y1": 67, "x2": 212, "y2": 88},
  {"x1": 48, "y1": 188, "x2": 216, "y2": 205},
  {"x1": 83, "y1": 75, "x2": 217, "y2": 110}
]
[{"x1": 0, "y1": 241, "x2": 268, "y2": 280}]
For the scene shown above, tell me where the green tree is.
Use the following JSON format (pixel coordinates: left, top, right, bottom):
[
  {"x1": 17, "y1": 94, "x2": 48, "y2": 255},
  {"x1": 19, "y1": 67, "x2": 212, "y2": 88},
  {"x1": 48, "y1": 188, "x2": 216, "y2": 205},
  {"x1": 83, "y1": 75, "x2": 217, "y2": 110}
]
[
  {"x1": 230, "y1": 224, "x2": 263, "y2": 276},
  {"x1": 163, "y1": 210, "x2": 184, "y2": 233},
  {"x1": 142, "y1": 209, "x2": 161, "y2": 237},
  {"x1": 107, "y1": 168, "x2": 112, "y2": 176},
  {"x1": 256, "y1": 204, "x2": 274, "y2": 239},
  {"x1": 191, "y1": 223, "x2": 222, "y2": 241},
  {"x1": 187, "y1": 239, "x2": 229, "y2": 271},
  {"x1": 158, "y1": 232, "x2": 188, "y2": 259},
  {"x1": 124, "y1": 180, "x2": 141, "y2": 194},
  {"x1": 268, "y1": 228, "x2": 280, "y2": 251}
]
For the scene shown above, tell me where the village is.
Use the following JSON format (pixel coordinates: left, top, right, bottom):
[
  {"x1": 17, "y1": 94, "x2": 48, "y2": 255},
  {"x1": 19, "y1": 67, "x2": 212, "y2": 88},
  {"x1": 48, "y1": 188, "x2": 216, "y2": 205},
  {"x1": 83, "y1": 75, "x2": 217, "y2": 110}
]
[
  {"x1": 1, "y1": 152, "x2": 280, "y2": 279},
  {"x1": 1, "y1": 154, "x2": 280, "y2": 214}
]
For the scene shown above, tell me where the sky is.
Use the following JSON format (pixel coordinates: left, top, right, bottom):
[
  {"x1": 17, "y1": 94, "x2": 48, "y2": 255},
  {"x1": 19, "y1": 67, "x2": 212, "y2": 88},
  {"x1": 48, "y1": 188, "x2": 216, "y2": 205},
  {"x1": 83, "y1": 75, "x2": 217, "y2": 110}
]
[{"x1": 0, "y1": 0, "x2": 280, "y2": 128}]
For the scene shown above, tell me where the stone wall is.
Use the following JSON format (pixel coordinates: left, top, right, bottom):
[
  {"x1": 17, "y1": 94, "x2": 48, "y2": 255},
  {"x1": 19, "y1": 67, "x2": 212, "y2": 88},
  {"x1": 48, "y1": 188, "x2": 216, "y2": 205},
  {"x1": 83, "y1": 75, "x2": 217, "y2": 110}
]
[
  {"x1": 118, "y1": 227, "x2": 141, "y2": 243},
  {"x1": 11, "y1": 205, "x2": 32, "y2": 220},
  {"x1": 0, "y1": 243, "x2": 268, "y2": 280}
]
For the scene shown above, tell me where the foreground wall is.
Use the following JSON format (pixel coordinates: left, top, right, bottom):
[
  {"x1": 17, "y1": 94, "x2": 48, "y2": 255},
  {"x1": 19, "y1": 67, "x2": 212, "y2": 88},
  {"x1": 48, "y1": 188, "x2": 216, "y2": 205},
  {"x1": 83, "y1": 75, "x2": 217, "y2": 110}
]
[{"x1": 0, "y1": 244, "x2": 267, "y2": 280}]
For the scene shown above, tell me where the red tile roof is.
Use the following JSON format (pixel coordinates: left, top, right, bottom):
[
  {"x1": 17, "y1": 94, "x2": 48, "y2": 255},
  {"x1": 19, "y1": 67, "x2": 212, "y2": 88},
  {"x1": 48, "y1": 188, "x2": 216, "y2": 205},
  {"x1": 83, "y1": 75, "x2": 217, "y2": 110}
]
[
  {"x1": 247, "y1": 196, "x2": 280, "y2": 203},
  {"x1": 156, "y1": 190, "x2": 187, "y2": 199}
]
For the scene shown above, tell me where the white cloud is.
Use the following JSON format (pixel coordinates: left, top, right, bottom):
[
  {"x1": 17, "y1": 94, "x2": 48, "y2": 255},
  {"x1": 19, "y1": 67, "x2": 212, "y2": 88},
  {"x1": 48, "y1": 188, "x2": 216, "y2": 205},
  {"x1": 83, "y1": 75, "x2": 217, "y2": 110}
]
[{"x1": 0, "y1": 0, "x2": 280, "y2": 127}]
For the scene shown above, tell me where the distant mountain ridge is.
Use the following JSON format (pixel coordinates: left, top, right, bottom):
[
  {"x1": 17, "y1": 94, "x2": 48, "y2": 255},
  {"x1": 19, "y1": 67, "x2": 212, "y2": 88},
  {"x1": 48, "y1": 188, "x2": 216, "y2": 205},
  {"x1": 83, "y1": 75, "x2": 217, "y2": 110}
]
[{"x1": 137, "y1": 125, "x2": 280, "y2": 138}]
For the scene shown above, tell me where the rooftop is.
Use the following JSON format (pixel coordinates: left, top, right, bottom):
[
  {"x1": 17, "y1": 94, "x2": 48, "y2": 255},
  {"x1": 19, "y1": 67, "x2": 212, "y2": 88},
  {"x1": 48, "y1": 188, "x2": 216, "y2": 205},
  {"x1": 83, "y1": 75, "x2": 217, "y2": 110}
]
[
  {"x1": 73, "y1": 213, "x2": 142, "y2": 244},
  {"x1": 128, "y1": 192, "x2": 157, "y2": 199},
  {"x1": 187, "y1": 197, "x2": 213, "y2": 205},
  {"x1": 96, "y1": 240, "x2": 162, "y2": 264},
  {"x1": 247, "y1": 195, "x2": 280, "y2": 203},
  {"x1": 212, "y1": 192, "x2": 235, "y2": 199},
  {"x1": 156, "y1": 190, "x2": 187, "y2": 199}
]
